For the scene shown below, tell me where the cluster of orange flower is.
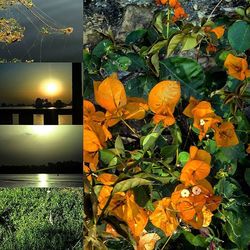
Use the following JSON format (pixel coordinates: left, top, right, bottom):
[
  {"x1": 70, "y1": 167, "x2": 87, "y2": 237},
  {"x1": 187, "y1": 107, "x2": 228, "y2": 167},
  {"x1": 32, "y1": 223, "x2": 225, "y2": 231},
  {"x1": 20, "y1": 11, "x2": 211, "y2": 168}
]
[
  {"x1": 183, "y1": 96, "x2": 239, "y2": 147},
  {"x1": 155, "y1": 0, "x2": 188, "y2": 22},
  {"x1": 95, "y1": 145, "x2": 221, "y2": 243},
  {"x1": 83, "y1": 73, "x2": 234, "y2": 247}
]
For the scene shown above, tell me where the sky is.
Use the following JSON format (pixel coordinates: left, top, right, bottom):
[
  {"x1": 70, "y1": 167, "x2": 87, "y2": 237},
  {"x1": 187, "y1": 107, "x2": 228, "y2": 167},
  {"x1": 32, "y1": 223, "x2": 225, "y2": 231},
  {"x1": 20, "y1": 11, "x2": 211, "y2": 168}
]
[
  {"x1": 0, "y1": 63, "x2": 72, "y2": 105},
  {"x1": 0, "y1": 125, "x2": 82, "y2": 165}
]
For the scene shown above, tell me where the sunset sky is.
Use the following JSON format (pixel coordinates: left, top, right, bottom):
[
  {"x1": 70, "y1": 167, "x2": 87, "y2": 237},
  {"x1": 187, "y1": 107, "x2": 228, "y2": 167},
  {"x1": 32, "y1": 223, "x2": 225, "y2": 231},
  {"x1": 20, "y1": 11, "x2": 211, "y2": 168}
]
[
  {"x1": 0, "y1": 63, "x2": 72, "y2": 105},
  {"x1": 0, "y1": 125, "x2": 81, "y2": 165}
]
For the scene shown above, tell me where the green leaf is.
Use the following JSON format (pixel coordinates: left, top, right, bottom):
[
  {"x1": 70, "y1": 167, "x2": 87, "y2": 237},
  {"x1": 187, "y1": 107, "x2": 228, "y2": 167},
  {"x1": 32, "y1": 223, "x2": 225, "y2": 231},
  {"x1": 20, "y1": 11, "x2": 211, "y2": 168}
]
[
  {"x1": 113, "y1": 178, "x2": 152, "y2": 193},
  {"x1": 115, "y1": 135, "x2": 125, "y2": 157},
  {"x1": 142, "y1": 132, "x2": 160, "y2": 152},
  {"x1": 100, "y1": 149, "x2": 115, "y2": 164},
  {"x1": 215, "y1": 178, "x2": 238, "y2": 199},
  {"x1": 223, "y1": 208, "x2": 250, "y2": 249},
  {"x1": 154, "y1": 12, "x2": 164, "y2": 33},
  {"x1": 228, "y1": 21, "x2": 250, "y2": 52},
  {"x1": 216, "y1": 143, "x2": 246, "y2": 163},
  {"x1": 92, "y1": 39, "x2": 113, "y2": 58},
  {"x1": 244, "y1": 168, "x2": 250, "y2": 187},
  {"x1": 160, "y1": 144, "x2": 178, "y2": 159},
  {"x1": 133, "y1": 185, "x2": 151, "y2": 207},
  {"x1": 125, "y1": 29, "x2": 147, "y2": 45},
  {"x1": 167, "y1": 33, "x2": 184, "y2": 56},
  {"x1": 116, "y1": 56, "x2": 132, "y2": 71},
  {"x1": 182, "y1": 231, "x2": 208, "y2": 247},
  {"x1": 151, "y1": 53, "x2": 160, "y2": 76},
  {"x1": 178, "y1": 152, "x2": 190, "y2": 166},
  {"x1": 125, "y1": 75, "x2": 158, "y2": 98},
  {"x1": 127, "y1": 53, "x2": 148, "y2": 72},
  {"x1": 148, "y1": 40, "x2": 168, "y2": 55},
  {"x1": 160, "y1": 56, "x2": 205, "y2": 98},
  {"x1": 181, "y1": 34, "x2": 198, "y2": 51}
]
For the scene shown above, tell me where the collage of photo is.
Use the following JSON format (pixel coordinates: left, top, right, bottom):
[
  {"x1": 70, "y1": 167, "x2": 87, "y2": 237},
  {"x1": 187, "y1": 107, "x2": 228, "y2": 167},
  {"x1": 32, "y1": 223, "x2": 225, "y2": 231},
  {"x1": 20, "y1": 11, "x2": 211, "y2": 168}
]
[
  {"x1": 1, "y1": 0, "x2": 250, "y2": 250},
  {"x1": 1, "y1": 1, "x2": 83, "y2": 249}
]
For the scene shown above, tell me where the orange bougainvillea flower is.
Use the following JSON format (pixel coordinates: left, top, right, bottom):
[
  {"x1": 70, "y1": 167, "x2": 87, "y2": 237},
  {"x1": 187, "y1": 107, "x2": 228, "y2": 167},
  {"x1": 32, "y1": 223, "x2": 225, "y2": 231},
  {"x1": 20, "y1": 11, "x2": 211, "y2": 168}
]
[
  {"x1": 155, "y1": 0, "x2": 168, "y2": 5},
  {"x1": 94, "y1": 73, "x2": 147, "y2": 127},
  {"x1": 224, "y1": 54, "x2": 250, "y2": 81},
  {"x1": 206, "y1": 44, "x2": 217, "y2": 54},
  {"x1": 180, "y1": 160, "x2": 211, "y2": 186},
  {"x1": 94, "y1": 73, "x2": 127, "y2": 113},
  {"x1": 180, "y1": 146, "x2": 211, "y2": 186},
  {"x1": 171, "y1": 180, "x2": 221, "y2": 229},
  {"x1": 137, "y1": 231, "x2": 160, "y2": 250},
  {"x1": 84, "y1": 128, "x2": 103, "y2": 152},
  {"x1": 214, "y1": 121, "x2": 239, "y2": 147},
  {"x1": 173, "y1": 6, "x2": 188, "y2": 21},
  {"x1": 192, "y1": 101, "x2": 222, "y2": 140},
  {"x1": 148, "y1": 80, "x2": 181, "y2": 127},
  {"x1": 149, "y1": 197, "x2": 179, "y2": 236},
  {"x1": 183, "y1": 96, "x2": 200, "y2": 118},
  {"x1": 97, "y1": 173, "x2": 118, "y2": 185},
  {"x1": 189, "y1": 146, "x2": 211, "y2": 165},
  {"x1": 108, "y1": 191, "x2": 148, "y2": 238},
  {"x1": 210, "y1": 26, "x2": 225, "y2": 39}
]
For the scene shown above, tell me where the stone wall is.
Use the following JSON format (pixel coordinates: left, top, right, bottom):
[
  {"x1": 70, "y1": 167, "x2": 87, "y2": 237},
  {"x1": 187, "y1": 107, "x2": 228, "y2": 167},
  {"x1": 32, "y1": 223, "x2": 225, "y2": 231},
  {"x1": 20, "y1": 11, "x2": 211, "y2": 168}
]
[{"x1": 83, "y1": 0, "x2": 245, "y2": 47}]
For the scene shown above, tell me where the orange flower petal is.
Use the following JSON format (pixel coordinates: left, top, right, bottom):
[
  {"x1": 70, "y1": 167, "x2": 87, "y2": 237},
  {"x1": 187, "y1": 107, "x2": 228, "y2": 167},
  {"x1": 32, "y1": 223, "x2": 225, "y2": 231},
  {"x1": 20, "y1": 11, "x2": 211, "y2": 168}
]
[
  {"x1": 137, "y1": 231, "x2": 160, "y2": 250},
  {"x1": 94, "y1": 73, "x2": 127, "y2": 113},
  {"x1": 189, "y1": 146, "x2": 211, "y2": 165},
  {"x1": 224, "y1": 54, "x2": 249, "y2": 81},
  {"x1": 180, "y1": 160, "x2": 211, "y2": 186},
  {"x1": 84, "y1": 129, "x2": 103, "y2": 152},
  {"x1": 211, "y1": 26, "x2": 225, "y2": 39},
  {"x1": 148, "y1": 80, "x2": 181, "y2": 114},
  {"x1": 214, "y1": 122, "x2": 239, "y2": 147},
  {"x1": 97, "y1": 173, "x2": 118, "y2": 185},
  {"x1": 183, "y1": 96, "x2": 200, "y2": 118},
  {"x1": 149, "y1": 198, "x2": 179, "y2": 237}
]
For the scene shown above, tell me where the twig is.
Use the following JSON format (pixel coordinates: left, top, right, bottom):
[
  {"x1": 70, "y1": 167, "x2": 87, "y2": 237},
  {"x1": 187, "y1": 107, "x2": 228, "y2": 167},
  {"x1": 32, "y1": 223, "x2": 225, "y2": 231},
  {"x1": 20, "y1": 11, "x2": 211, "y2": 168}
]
[{"x1": 207, "y1": 0, "x2": 224, "y2": 21}]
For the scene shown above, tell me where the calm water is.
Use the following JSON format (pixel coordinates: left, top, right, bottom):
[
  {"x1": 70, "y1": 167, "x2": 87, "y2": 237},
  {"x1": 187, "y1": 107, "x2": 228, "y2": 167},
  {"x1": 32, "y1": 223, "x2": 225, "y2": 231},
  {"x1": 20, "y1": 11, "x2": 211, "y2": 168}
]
[
  {"x1": 0, "y1": 0, "x2": 82, "y2": 62},
  {"x1": 0, "y1": 174, "x2": 83, "y2": 187}
]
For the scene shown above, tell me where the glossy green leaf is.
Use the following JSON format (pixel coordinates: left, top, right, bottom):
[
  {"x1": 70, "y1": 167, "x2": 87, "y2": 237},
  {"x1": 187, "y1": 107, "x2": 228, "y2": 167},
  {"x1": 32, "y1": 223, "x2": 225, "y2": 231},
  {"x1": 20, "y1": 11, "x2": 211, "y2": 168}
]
[
  {"x1": 182, "y1": 231, "x2": 208, "y2": 247},
  {"x1": 125, "y1": 29, "x2": 147, "y2": 45},
  {"x1": 92, "y1": 39, "x2": 113, "y2": 58},
  {"x1": 178, "y1": 152, "x2": 190, "y2": 166},
  {"x1": 228, "y1": 21, "x2": 250, "y2": 52},
  {"x1": 167, "y1": 33, "x2": 184, "y2": 56},
  {"x1": 113, "y1": 178, "x2": 152, "y2": 193},
  {"x1": 160, "y1": 56, "x2": 205, "y2": 98},
  {"x1": 151, "y1": 53, "x2": 160, "y2": 76},
  {"x1": 142, "y1": 132, "x2": 160, "y2": 152}
]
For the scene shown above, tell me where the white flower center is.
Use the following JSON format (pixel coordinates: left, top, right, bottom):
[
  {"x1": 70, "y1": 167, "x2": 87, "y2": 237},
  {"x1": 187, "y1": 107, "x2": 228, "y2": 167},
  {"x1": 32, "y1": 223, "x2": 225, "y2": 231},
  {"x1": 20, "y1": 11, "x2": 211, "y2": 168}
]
[
  {"x1": 192, "y1": 186, "x2": 202, "y2": 195},
  {"x1": 181, "y1": 189, "x2": 190, "y2": 197},
  {"x1": 200, "y1": 119, "x2": 206, "y2": 126}
]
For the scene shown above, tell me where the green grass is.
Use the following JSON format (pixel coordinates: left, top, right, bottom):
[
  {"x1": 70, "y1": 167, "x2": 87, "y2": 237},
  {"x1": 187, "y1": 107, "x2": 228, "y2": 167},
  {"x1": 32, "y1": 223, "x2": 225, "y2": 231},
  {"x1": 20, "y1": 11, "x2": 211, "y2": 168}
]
[{"x1": 0, "y1": 188, "x2": 83, "y2": 250}]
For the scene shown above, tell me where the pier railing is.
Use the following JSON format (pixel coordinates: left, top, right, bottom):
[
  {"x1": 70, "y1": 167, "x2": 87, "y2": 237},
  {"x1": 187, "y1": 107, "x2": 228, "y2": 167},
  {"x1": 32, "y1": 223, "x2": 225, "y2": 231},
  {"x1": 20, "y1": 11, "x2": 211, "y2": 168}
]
[{"x1": 0, "y1": 108, "x2": 72, "y2": 125}]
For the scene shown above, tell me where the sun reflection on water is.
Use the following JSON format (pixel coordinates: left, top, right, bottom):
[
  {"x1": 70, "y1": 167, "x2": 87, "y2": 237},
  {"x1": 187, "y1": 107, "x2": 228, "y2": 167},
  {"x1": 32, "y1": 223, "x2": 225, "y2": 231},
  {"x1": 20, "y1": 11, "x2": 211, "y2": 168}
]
[{"x1": 38, "y1": 174, "x2": 48, "y2": 187}]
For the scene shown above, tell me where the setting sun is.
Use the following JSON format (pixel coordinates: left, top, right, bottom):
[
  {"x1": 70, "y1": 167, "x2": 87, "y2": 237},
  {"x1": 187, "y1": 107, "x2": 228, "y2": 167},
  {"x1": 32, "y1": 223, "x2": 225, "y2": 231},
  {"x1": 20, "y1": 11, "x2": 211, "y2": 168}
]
[{"x1": 41, "y1": 79, "x2": 62, "y2": 97}]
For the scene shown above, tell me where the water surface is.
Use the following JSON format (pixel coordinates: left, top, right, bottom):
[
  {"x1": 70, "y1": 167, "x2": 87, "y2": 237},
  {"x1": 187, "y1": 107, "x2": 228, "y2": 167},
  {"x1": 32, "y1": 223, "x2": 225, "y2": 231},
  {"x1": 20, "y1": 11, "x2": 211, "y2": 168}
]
[
  {"x1": 0, "y1": 0, "x2": 82, "y2": 62},
  {"x1": 0, "y1": 174, "x2": 83, "y2": 187}
]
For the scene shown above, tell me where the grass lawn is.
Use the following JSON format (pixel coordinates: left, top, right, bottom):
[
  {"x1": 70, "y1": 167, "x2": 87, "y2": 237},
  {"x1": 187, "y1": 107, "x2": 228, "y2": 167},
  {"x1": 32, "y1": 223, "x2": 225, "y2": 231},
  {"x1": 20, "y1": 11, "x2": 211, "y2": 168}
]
[{"x1": 0, "y1": 188, "x2": 83, "y2": 250}]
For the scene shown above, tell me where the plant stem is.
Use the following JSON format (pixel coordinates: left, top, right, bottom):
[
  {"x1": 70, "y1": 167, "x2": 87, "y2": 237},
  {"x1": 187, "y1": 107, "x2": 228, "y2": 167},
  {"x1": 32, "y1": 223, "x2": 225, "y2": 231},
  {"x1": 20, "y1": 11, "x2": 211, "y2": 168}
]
[
  {"x1": 207, "y1": 0, "x2": 224, "y2": 21},
  {"x1": 167, "y1": 8, "x2": 170, "y2": 39},
  {"x1": 161, "y1": 234, "x2": 172, "y2": 250},
  {"x1": 121, "y1": 118, "x2": 140, "y2": 138}
]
